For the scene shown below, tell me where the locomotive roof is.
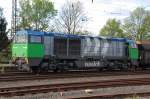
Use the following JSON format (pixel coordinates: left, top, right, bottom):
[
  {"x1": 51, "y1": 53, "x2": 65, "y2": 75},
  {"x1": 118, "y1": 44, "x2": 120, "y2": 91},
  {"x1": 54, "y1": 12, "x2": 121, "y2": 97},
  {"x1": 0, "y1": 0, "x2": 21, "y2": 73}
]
[
  {"x1": 126, "y1": 39, "x2": 135, "y2": 44},
  {"x1": 45, "y1": 32, "x2": 81, "y2": 38},
  {"x1": 16, "y1": 30, "x2": 44, "y2": 36},
  {"x1": 16, "y1": 30, "x2": 130, "y2": 42},
  {"x1": 111, "y1": 38, "x2": 126, "y2": 42},
  {"x1": 16, "y1": 30, "x2": 81, "y2": 38}
]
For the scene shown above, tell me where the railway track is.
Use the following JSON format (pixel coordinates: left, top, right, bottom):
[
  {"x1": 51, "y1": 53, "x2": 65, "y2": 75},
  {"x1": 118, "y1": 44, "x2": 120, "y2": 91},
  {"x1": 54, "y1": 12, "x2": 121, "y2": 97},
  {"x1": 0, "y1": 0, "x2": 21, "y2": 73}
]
[
  {"x1": 68, "y1": 92, "x2": 150, "y2": 99},
  {"x1": 1, "y1": 70, "x2": 150, "y2": 82},
  {"x1": 1, "y1": 77, "x2": 150, "y2": 97}
]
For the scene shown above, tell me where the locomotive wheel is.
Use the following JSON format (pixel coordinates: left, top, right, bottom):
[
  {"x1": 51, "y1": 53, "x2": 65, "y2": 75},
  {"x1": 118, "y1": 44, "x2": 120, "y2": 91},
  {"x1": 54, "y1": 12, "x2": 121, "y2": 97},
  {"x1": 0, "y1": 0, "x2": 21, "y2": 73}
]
[
  {"x1": 98, "y1": 68, "x2": 104, "y2": 71},
  {"x1": 31, "y1": 66, "x2": 41, "y2": 74},
  {"x1": 40, "y1": 64, "x2": 49, "y2": 73},
  {"x1": 130, "y1": 65, "x2": 136, "y2": 72},
  {"x1": 53, "y1": 68, "x2": 59, "y2": 72}
]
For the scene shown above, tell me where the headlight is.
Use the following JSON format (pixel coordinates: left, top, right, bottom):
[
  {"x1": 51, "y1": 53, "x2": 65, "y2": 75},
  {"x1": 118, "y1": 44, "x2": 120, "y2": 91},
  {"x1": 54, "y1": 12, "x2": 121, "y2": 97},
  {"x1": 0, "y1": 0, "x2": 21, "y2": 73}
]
[{"x1": 13, "y1": 47, "x2": 17, "y2": 48}]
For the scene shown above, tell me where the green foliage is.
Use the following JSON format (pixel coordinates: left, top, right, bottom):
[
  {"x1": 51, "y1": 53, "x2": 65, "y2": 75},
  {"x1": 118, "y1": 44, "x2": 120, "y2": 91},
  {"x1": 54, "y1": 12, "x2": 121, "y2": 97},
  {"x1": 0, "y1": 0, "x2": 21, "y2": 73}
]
[
  {"x1": 0, "y1": 44, "x2": 11, "y2": 62},
  {"x1": 123, "y1": 7, "x2": 150, "y2": 40},
  {"x1": 142, "y1": 15, "x2": 150, "y2": 40},
  {"x1": 75, "y1": 30, "x2": 92, "y2": 35},
  {"x1": 99, "y1": 18, "x2": 124, "y2": 38},
  {"x1": 0, "y1": 7, "x2": 11, "y2": 62},
  {"x1": 0, "y1": 7, "x2": 8, "y2": 51},
  {"x1": 19, "y1": 0, "x2": 57, "y2": 31}
]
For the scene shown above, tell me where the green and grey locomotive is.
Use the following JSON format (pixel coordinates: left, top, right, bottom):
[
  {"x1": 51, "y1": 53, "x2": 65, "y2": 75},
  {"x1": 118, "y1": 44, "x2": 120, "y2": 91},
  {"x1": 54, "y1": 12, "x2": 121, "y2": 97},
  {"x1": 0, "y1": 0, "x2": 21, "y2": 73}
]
[{"x1": 12, "y1": 30, "x2": 139, "y2": 73}]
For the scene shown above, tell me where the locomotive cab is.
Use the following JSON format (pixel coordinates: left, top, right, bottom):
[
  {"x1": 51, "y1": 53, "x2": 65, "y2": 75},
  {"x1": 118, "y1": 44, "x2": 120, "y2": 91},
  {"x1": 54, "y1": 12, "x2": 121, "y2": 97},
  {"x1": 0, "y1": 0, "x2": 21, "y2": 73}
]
[
  {"x1": 12, "y1": 30, "x2": 44, "y2": 71},
  {"x1": 127, "y1": 40, "x2": 139, "y2": 68},
  {"x1": 12, "y1": 30, "x2": 28, "y2": 58}
]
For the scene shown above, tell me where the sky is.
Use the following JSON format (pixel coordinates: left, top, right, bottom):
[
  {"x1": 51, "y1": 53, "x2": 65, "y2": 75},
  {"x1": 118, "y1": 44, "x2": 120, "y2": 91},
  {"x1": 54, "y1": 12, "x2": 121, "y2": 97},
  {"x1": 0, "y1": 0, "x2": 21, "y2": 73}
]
[{"x1": 0, "y1": 0, "x2": 150, "y2": 35}]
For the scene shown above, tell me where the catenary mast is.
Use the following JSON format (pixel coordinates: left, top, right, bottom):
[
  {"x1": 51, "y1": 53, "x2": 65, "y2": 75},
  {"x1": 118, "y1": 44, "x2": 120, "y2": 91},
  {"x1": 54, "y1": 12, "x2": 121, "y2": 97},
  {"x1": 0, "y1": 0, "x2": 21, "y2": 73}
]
[{"x1": 11, "y1": 0, "x2": 17, "y2": 39}]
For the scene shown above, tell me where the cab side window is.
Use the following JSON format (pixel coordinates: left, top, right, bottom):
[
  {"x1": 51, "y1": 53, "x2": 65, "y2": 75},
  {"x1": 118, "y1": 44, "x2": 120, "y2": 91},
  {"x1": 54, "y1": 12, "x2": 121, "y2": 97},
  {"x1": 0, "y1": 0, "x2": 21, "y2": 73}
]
[
  {"x1": 29, "y1": 36, "x2": 42, "y2": 43},
  {"x1": 131, "y1": 42, "x2": 137, "y2": 48}
]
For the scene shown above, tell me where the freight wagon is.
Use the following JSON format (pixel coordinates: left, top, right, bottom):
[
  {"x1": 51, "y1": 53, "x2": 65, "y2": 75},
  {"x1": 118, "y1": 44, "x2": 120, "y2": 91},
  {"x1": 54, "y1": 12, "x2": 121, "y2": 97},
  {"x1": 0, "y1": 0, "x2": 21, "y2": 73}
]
[
  {"x1": 137, "y1": 41, "x2": 150, "y2": 68},
  {"x1": 12, "y1": 30, "x2": 139, "y2": 73}
]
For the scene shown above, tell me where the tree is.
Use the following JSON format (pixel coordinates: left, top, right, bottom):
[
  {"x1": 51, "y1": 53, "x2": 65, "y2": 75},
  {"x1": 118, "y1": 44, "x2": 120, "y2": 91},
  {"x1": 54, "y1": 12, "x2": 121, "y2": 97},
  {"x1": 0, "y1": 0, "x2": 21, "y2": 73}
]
[
  {"x1": 55, "y1": 1, "x2": 87, "y2": 34},
  {"x1": 123, "y1": 7, "x2": 150, "y2": 40},
  {"x1": 0, "y1": 7, "x2": 8, "y2": 52},
  {"x1": 99, "y1": 18, "x2": 124, "y2": 38},
  {"x1": 75, "y1": 30, "x2": 92, "y2": 35},
  {"x1": 142, "y1": 15, "x2": 150, "y2": 40},
  {"x1": 19, "y1": 0, "x2": 57, "y2": 31}
]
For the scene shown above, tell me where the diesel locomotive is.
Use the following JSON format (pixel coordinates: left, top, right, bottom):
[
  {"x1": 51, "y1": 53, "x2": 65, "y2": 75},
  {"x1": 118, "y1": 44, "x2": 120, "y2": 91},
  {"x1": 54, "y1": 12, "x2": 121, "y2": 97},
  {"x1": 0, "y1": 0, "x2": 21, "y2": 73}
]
[{"x1": 12, "y1": 30, "x2": 150, "y2": 73}]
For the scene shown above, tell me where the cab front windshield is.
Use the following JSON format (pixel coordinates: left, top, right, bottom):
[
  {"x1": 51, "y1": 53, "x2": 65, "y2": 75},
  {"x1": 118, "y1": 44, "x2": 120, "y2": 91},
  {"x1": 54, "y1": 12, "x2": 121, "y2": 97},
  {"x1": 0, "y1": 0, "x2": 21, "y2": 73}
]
[{"x1": 13, "y1": 34, "x2": 28, "y2": 43}]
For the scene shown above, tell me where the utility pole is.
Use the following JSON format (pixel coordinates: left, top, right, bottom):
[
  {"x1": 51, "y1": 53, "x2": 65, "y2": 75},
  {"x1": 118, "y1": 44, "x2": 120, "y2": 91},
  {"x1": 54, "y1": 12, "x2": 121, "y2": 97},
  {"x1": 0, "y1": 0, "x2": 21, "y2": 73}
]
[{"x1": 11, "y1": 0, "x2": 17, "y2": 39}]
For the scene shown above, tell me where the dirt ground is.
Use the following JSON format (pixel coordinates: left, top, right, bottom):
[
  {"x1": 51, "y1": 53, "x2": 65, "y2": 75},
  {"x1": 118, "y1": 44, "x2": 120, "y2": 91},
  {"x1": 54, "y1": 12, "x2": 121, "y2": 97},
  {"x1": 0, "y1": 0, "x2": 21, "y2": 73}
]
[{"x1": 1, "y1": 85, "x2": 150, "y2": 99}]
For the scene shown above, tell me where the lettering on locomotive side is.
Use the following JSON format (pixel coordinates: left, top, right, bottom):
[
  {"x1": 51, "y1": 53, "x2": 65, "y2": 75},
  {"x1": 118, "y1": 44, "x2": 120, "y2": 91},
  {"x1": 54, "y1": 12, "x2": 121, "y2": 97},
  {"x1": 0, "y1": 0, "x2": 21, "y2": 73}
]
[{"x1": 85, "y1": 61, "x2": 100, "y2": 67}]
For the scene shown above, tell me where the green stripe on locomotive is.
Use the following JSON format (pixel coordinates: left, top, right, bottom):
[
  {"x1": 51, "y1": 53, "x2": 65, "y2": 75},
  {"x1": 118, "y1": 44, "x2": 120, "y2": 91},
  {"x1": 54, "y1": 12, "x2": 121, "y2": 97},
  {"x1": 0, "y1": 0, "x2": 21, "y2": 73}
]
[
  {"x1": 12, "y1": 43, "x2": 44, "y2": 58},
  {"x1": 28, "y1": 44, "x2": 44, "y2": 57}
]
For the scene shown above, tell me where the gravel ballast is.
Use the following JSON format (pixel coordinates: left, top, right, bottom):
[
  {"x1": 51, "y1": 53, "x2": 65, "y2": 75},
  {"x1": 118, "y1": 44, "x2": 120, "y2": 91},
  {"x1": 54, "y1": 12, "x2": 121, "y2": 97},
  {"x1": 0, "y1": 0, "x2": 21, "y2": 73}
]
[
  {"x1": 1, "y1": 85, "x2": 150, "y2": 99},
  {"x1": 1, "y1": 74, "x2": 150, "y2": 88}
]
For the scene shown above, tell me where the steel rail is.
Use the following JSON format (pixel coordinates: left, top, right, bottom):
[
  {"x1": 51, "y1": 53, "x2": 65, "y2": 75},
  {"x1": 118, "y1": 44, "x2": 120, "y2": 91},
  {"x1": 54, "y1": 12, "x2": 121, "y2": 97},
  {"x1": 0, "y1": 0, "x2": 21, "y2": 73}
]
[{"x1": 1, "y1": 78, "x2": 150, "y2": 97}]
